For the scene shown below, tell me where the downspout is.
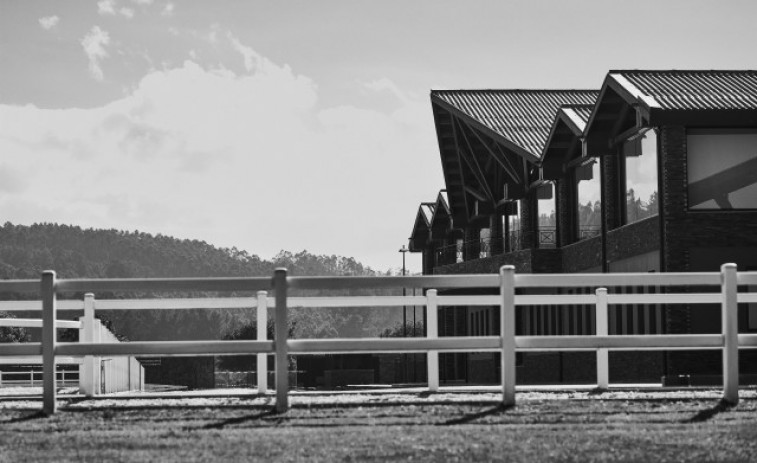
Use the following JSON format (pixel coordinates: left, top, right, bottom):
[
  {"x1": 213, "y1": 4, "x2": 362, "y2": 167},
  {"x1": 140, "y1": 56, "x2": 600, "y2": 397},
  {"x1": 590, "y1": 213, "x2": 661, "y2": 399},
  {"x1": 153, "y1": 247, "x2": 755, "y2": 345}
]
[{"x1": 600, "y1": 155, "x2": 609, "y2": 273}]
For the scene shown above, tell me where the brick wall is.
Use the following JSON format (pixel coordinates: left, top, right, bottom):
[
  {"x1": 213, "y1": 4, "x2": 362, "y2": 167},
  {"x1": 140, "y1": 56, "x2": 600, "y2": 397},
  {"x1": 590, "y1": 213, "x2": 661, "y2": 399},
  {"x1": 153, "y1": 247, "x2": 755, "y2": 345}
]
[
  {"x1": 606, "y1": 216, "x2": 660, "y2": 262},
  {"x1": 561, "y1": 236, "x2": 602, "y2": 272},
  {"x1": 658, "y1": 126, "x2": 757, "y2": 377}
]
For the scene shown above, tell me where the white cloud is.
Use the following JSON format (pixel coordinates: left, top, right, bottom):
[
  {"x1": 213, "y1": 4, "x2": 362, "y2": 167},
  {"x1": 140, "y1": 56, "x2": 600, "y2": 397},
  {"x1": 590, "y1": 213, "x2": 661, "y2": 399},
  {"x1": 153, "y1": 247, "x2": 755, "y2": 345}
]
[
  {"x1": 97, "y1": 0, "x2": 116, "y2": 15},
  {"x1": 0, "y1": 35, "x2": 439, "y2": 271},
  {"x1": 38, "y1": 15, "x2": 60, "y2": 30},
  {"x1": 132, "y1": 0, "x2": 154, "y2": 4},
  {"x1": 81, "y1": 26, "x2": 111, "y2": 81},
  {"x1": 363, "y1": 78, "x2": 410, "y2": 105},
  {"x1": 162, "y1": 3, "x2": 175, "y2": 16},
  {"x1": 120, "y1": 7, "x2": 135, "y2": 19}
]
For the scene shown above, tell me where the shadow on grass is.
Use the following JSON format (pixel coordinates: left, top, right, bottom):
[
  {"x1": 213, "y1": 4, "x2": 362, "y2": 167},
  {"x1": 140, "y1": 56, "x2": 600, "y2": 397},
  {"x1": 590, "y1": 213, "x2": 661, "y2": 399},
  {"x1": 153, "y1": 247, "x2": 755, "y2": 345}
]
[
  {"x1": 3, "y1": 411, "x2": 47, "y2": 423},
  {"x1": 684, "y1": 399, "x2": 735, "y2": 423},
  {"x1": 198, "y1": 408, "x2": 278, "y2": 430},
  {"x1": 437, "y1": 404, "x2": 512, "y2": 426}
]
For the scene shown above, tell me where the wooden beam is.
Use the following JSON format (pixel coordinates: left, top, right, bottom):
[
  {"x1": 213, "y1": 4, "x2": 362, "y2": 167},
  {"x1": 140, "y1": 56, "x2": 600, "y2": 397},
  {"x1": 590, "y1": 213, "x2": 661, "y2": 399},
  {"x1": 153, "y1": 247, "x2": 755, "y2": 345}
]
[
  {"x1": 455, "y1": 119, "x2": 495, "y2": 201},
  {"x1": 465, "y1": 185, "x2": 489, "y2": 202},
  {"x1": 467, "y1": 125, "x2": 522, "y2": 184},
  {"x1": 610, "y1": 125, "x2": 643, "y2": 148}
]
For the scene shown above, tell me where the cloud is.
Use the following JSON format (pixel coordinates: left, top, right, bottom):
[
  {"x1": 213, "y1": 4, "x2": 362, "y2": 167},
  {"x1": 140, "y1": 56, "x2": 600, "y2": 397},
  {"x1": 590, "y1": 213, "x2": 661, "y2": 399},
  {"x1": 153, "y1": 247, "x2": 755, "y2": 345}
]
[
  {"x1": 363, "y1": 78, "x2": 410, "y2": 105},
  {"x1": 38, "y1": 15, "x2": 60, "y2": 30},
  {"x1": 0, "y1": 34, "x2": 439, "y2": 270},
  {"x1": 162, "y1": 3, "x2": 175, "y2": 16},
  {"x1": 120, "y1": 7, "x2": 135, "y2": 19},
  {"x1": 132, "y1": 0, "x2": 154, "y2": 4},
  {"x1": 97, "y1": 0, "x2": 116, "y2": 15},
  {"x1": 81, "y1": 26, "x2": 111, "y2": 81}
]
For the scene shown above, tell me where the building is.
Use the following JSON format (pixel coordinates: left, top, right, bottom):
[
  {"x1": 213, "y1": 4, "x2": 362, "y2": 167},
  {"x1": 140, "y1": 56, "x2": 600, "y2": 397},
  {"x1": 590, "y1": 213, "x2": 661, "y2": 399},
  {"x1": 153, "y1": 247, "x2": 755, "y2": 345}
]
[{"x1": 409, "y1": 70, "x2": 757, "y2": 385}]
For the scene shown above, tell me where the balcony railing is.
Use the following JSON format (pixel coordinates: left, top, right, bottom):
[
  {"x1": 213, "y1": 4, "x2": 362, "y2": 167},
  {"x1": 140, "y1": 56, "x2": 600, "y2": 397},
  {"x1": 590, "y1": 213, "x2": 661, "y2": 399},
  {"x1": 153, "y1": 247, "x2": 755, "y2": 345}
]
[
  {"x1": 433, "y1": 228, "x2": 559, "y2": 266},
  {"x1": 578, "y1": 225, "x2": 601, "y2": 240}
]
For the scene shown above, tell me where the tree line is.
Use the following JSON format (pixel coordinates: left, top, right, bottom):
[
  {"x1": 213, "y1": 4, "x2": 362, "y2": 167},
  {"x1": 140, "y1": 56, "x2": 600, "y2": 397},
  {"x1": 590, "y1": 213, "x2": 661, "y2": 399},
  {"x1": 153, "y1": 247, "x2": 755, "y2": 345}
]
[{"x1": 0, "y1": 222, "x2": 408, "y2": 343}]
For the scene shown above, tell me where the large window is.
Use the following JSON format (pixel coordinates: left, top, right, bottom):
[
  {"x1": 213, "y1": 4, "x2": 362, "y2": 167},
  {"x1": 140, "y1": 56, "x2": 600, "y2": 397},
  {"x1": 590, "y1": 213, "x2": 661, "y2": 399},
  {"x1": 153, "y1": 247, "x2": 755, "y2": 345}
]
[
  {"x1": 688, "y1": 129, "x2": 757, "y2": 210},
  {"x1": 624, "y1": 129, "x2": 659, "y2": 223},
  {"x1": 574, "y1": 158, "x2": 601, "y2": 239}
]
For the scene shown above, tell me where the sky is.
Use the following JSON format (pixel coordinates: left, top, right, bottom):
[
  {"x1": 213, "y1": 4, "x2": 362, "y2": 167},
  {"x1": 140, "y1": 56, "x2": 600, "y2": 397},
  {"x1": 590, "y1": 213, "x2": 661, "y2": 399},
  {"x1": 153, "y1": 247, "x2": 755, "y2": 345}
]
[{"x1": 2, "y1": 0, "x2": 757, "y2": 274}]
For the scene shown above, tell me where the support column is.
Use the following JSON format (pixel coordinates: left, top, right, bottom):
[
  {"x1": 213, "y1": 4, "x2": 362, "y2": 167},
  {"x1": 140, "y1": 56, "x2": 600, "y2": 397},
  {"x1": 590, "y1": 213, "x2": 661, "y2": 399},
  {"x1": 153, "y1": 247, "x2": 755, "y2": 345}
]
[
  {"x1": 489, "y1": 214, "x2": 504, "y2": 255},
  {"x1": 520, "y1": 195, "x2": 537, "y2": 250}
]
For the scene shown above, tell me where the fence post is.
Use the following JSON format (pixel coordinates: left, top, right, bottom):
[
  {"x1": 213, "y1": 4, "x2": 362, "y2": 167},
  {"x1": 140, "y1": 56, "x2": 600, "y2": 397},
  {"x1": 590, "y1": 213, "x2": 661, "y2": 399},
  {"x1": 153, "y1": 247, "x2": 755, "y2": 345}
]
[
  {"x1": 721, "y1": 263, "x2": 739, "y2": 404},
  {"x1": 595, "y1": 288, "x2": 609, "y2": 390},
  {"x1": 273, "y1": 269, "x2": 289, "y2": 413},
  {"x1": 80, "y1": 293, "x2": 97, "y2": 396},
  {"x1": 41, "y1": 270, "x2": 57, "y2": 415},
  {"x1": 94, "y1": 319, "x2": 102, "y2": 394},
  {"x1": 500, "y1": 265, "x2": 516, "y2": 406},
  {"x1": 426, "y1": 289, "x2": 439, "y2": 392},
  {"x1": 256, "y1": 290, "x2": 268, "y2": 394}
]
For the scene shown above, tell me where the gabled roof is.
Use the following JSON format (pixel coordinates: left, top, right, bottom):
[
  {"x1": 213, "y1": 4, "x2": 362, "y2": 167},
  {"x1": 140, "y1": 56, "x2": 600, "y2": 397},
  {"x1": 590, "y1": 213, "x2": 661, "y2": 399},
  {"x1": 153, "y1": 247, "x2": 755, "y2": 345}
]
[
  {"x1": 611, "y1": 70, "x2": 757, "y2": 112},
  {"x1": 431, "y1": 89, "x2": 599, "y2": 160},
  {"x1": 540, "y1": 104, "x2": 595, "y2": 179},
  {"x1": 584, "y1": 71, "x2": 757, "y2": 143},
  {"x1": 408, "y1": 202, "x2": 436, "y2": 252},
  {"x1": 429, "y1": 190, "x2": 451, "y2": 230}
]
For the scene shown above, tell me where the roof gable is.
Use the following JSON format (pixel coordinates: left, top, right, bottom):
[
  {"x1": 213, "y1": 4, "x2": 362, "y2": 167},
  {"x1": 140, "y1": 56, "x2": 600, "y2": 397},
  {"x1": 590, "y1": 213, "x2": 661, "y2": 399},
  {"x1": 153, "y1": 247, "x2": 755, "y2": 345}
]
[{"x1": 431, "y1": 89, "x2": 598, "y2": 160}]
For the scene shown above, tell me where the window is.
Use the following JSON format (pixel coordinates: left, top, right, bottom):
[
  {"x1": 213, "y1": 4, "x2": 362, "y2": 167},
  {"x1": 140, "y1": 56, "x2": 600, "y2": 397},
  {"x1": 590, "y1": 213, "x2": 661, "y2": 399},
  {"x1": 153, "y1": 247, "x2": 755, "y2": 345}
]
[
  {"x1": 624, "y1": 129, "x2": 658, "y2": 223},
  {"x1": 574, "y1": 158, "x2": 601, "y2": 239},
  {"x1": 688, "y1": 129, "x2": 757, "y2": 210},
  {"x1": 507, "y1": 202, "x2": 521, "y2": 251},
  {"x1": 536, "y1": 182, "x2": 556, "y2": 248}
]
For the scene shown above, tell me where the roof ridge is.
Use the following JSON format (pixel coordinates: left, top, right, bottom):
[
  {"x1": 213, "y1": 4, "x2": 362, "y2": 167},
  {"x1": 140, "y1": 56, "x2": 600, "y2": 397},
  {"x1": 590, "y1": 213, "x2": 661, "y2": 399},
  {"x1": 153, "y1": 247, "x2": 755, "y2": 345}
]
[
  {"x1": 610, "y1": 69, "x2": 757, "y2": 74},
  {"x1": 431, "y1": 89, "x2": 599, "y2": 94}
]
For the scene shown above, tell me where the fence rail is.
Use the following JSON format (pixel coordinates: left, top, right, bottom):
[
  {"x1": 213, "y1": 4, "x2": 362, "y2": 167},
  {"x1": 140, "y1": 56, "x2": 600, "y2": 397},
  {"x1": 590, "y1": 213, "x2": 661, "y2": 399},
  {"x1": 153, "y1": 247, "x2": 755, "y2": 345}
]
[{"x1": 0, "y1": 264, "x2": 752, "y2": 415}]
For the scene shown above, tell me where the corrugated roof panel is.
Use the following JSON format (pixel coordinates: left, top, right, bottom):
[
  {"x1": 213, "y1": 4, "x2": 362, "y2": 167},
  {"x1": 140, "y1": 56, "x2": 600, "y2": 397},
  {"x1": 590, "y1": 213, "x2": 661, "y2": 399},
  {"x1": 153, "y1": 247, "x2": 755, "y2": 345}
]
[
  {"x1": 432, "y1": 89, "x2": 598, "y2": 159},
  {"x1": 615, "y1": 71, "x2": 757, "y2": 111},
  {"x1": 561, "y1": 104, "x2": 594, "y2": 133}
]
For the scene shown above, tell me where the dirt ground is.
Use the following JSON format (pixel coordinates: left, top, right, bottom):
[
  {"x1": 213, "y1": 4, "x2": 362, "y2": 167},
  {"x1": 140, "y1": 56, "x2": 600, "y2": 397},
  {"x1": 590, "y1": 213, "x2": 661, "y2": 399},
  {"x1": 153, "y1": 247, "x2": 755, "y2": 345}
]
[{"x1": 2, "y1": 388, "x2": 757, "y2": 462}]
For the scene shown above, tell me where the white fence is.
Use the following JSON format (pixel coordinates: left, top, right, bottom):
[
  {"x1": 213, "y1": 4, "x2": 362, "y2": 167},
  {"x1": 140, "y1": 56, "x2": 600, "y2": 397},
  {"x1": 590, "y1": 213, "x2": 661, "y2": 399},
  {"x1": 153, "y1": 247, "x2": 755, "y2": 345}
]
[
  {"x1": 0, "y1": 296, "x2": 144, "y2": 395},
  {"x1": 0, "y1": 264, "x2": 755, "y2": 415}
]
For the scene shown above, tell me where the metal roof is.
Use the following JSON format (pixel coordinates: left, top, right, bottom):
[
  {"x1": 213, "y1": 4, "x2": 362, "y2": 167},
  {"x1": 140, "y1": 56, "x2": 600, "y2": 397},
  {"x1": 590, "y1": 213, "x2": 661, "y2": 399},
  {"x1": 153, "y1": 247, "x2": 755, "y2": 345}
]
[
  {"x1": 611, "y1": 70, "x2": 757, "y2": 111},
  {"x1": 431, "y1": 89, "x2": 598, "y2": 159},
  {"x1": 561, "y1": 105, "x2": 593, "y2": 132}
]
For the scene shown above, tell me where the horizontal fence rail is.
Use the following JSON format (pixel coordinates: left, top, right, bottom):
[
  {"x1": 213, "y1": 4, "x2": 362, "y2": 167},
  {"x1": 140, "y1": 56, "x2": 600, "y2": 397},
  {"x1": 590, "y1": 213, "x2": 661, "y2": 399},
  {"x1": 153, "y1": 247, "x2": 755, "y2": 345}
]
[{"x1": 0, "y1": 265, "x2": 753, "y2": 414}]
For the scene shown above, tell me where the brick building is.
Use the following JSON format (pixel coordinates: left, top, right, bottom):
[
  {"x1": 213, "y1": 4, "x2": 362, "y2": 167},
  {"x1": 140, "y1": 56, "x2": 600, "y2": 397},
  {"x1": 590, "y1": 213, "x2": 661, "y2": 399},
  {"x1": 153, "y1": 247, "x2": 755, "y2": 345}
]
[{"x1": 409, "y1": 70, "x2": 757, "y2": 385}]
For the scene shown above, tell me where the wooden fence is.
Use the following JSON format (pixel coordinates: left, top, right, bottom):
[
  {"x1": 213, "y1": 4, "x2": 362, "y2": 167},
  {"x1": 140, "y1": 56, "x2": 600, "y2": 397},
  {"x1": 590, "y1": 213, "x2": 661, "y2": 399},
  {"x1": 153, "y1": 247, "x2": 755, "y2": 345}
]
[{"x1": 0, "y1": 264, "x2": 755, "y2": 415}]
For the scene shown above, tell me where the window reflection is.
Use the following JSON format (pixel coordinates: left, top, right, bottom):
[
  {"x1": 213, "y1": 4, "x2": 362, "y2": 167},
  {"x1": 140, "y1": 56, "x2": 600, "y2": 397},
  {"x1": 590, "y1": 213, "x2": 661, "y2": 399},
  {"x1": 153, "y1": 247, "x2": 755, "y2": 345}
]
[
  {"x1": 625, "y1": 129, "x2": 659, "y2": 223},
  {"x1": 574, "y1": 158, "x2": 601, "y2": 240},
  {"x1": 688, "y1": 130, "x2": 757, "y2": 210},
  {"x1": 537, "y1": 183, "x2": 556, "y2": 248},
  {"x1": 508, "y1": 202, "x2": 521, "y2": 251}
]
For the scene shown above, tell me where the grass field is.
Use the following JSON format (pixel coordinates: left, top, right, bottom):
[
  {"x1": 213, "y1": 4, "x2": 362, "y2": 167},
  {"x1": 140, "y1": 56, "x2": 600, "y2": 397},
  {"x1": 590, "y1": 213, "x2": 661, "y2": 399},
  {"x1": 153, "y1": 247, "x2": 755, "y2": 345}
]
[{"x1": 2, "y1": 389, "x2": 757, "y2": 462}]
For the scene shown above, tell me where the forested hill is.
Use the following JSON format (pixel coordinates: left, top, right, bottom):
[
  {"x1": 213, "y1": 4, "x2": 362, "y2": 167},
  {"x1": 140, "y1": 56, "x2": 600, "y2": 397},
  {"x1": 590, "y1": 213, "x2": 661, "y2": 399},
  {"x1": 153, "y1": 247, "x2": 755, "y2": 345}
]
[
  {"x1": 0, "y1": 222, "x2": 400, "y2": 340},
  {"x1": 0, "y1": 222, "x2": 380, "y2": 280}
]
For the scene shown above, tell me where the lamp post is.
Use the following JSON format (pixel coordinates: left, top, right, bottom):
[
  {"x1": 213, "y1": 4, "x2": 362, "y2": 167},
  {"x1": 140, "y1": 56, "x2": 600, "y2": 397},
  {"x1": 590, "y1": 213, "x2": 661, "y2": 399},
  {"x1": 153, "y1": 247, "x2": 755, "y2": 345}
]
[{"x1": 399, "y1": 245, "x2": 408, "y2": 383}]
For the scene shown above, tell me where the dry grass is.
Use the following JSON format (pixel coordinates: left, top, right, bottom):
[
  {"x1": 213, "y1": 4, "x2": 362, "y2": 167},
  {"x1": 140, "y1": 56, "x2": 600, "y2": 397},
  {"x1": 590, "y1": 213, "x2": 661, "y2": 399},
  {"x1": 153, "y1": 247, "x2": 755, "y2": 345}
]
[{"x1": 2, "y1": 389, "x2": 757, "y2": 462}]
